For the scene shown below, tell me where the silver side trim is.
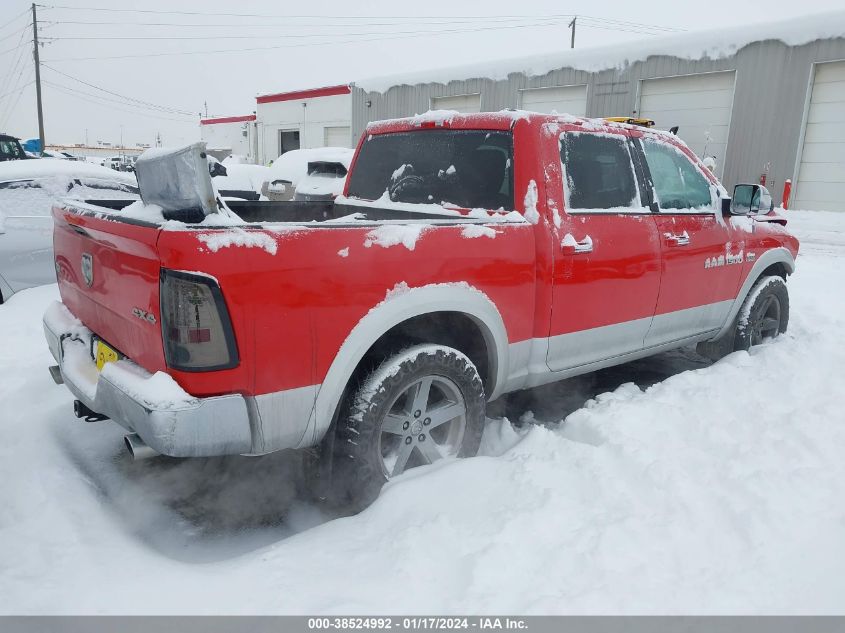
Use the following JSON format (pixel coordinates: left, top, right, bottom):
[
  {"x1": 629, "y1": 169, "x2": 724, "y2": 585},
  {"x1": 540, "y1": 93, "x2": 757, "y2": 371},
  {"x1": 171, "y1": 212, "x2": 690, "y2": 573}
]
[
  {"x1": 520, "y1": 329, "x2": 718, "y2": 390},
  {"x1": 644, "y1": 300, "x2": 734, "y2": 348},
  {"x1": 547, "y1": 314, "x2": 653, "y2": 372}
]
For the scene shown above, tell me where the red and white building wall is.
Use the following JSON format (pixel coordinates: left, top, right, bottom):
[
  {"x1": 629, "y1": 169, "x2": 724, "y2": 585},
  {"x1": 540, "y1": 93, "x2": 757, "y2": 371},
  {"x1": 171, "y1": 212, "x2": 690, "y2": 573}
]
[
  {"x1": 199, "y1": 114, "x2": 256, "y2": 161},
  {"x1": 255, "y1": 84, "x2": 353, "y2": 165}
]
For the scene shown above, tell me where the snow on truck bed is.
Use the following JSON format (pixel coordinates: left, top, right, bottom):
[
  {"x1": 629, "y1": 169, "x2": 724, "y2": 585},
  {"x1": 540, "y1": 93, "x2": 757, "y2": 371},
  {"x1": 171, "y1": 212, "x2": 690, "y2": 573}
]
[{"x1": 0, "y1": 210, "x2": 844, "y2": 614}]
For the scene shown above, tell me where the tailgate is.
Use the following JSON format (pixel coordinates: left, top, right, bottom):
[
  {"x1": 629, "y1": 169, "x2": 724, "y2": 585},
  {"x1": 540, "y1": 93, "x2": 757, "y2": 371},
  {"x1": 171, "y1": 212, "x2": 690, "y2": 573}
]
[{"x1": 53, "y1": 205, "x2": 166, "y2": 374}]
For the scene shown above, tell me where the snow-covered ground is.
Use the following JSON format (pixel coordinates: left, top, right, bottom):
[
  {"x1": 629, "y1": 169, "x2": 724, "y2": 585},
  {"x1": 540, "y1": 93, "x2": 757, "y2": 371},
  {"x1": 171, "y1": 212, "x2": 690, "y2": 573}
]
[{"x1": 0, "y1": 210, "x2": 843, "y2": 614}]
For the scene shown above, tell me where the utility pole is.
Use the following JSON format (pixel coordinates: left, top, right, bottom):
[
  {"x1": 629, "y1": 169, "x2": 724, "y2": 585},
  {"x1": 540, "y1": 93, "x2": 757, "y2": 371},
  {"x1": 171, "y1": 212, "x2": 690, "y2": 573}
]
[
  {"x1": 32, "y1": 3, "x2": 45, "y2": 153},
  {"x1": 204, "y1": 101, "x2": 208, "y2": 118},
  {"x1": 569, "y1": 16, "x2": 577, "y2": 49}
]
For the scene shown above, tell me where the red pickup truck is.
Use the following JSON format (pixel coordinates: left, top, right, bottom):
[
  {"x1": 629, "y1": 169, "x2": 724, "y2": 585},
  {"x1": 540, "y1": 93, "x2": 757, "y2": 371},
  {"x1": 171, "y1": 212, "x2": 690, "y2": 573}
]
[{"x1": 43, "y1": 112, "x2": 799, "y2": 507}]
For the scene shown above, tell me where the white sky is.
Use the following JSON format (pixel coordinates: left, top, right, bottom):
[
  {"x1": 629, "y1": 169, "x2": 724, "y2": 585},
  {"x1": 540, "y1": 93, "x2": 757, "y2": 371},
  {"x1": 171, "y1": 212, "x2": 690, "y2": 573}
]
[{"x1": 0, "y1": 0, "x2": 840, "y2": 147}]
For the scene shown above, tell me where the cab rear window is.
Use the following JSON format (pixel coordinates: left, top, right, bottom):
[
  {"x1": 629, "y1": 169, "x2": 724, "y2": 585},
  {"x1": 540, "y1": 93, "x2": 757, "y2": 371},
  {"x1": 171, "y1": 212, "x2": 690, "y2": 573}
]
[{"x1": 346, "y1": 130, "x2": 514, "y2": 211}]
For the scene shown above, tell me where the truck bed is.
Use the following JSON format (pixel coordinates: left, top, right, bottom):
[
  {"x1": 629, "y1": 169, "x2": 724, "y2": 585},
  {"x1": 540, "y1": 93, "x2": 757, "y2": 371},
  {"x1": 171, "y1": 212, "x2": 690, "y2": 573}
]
[{"x1": 85, "y1": 198, "x2": 480, "y2": 224}]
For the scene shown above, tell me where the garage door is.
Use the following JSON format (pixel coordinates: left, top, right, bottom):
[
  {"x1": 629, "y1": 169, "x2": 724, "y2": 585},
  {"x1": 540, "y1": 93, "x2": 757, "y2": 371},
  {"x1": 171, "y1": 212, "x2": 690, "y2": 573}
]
[
  {"x1": 519, "y1": 85, "x2": 587, "y2": 116},
  {"x1": 793, "y1": 61, "x2": 845, "y2": 212},
  {"x1": 638, "y1": 71, "x2": 736, "y2": 178},
  {"x1": 324, "y1": 126, "x2": 351, "y2": 147},
  {"x1": 431, "y1": 93, "x2": 481, "y2": 113}
]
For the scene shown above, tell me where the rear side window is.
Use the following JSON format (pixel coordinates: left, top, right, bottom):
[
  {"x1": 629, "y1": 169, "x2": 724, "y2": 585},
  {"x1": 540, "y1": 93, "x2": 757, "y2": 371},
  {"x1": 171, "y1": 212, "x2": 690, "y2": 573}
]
[
  {"x1": 307, "y1": 161, "x2": 347, "y2": 178},
  {"x1": 560, "y1": 132, "x2": 641, "y2": 212},
  {"x1": 346, "y1": 130, "x2": 514, "y2": 211},
  {"x1": 642, "y1": 139, "x2": 714, "y2": 211}
]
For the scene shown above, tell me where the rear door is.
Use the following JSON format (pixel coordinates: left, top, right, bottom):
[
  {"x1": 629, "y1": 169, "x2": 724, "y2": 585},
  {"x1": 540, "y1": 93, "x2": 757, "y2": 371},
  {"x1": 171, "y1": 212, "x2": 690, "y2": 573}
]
[
  {"x1": 546, "y1": 127, "x2": 662, "y2": 372},
  {"x1": 636, "y1": 136, "x2": 744, "y2": 346}
]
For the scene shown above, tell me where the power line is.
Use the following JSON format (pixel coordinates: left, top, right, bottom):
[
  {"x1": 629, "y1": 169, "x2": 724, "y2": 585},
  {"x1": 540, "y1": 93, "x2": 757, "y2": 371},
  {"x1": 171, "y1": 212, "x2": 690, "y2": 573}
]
[
  {"x1": 41, "y1": 78, "x2": 196, "y2": 119},
  {"x1": 577, "y1": 17, "x2": 684, "y2": 35},
  {"x1": 39, "y1": 11, "x2": 684, "y2": 33},
  {"x1": 51, "y1": 20, "x2": 578, "y2": 41},
  {"x1": 579, "y1": 15, "x2": 684, "y2": 32},
  {"x1": 0, "y1": 43, "x2": 30, "y2": 106},
  {"x1": 39, "y1": 5, "x2": 684, "y2": 32},
  {"x1": 39, "y1": 6, "x2": 570, "y2": 19},
  {"x1": 0, "y1": 38, "x2": 31, "y2": 56},
  {"x1": 41, "y1": 64, "x2": 196, "y2": 115},
  {"x1": 0, "y1": 80, "x2": 34, "y2": 100},
  {"x1": 0, "y1": 6, "x2": 31, "y2": 33},
  {"x1": 42, "y1": 81, "x2": 198, "y2": 123},
  {"x1": 42, "y1": 18, "x2": 593, "y2": 62},
  {"x1": 0, "y1": 28, "x2": 28, "y2": 91},
  {"x1": 42, "y1": 16, "x2": 573, "y2": 28},
  {"x1": 578, "y1": 21, "x2": 681, "y2": 36},
  {"x1": 0, "y1": 22, "x2": 31, "y2": 43},
  {"x1": 0, "y1": 64, "x2": 32, "y2": 129}
]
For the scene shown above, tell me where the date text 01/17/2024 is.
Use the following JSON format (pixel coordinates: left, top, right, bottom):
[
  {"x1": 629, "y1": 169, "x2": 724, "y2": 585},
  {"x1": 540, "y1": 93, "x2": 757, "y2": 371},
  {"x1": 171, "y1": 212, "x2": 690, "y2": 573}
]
[{"x1": 306, "y1": 617, "x2": 528, "y2": 630}]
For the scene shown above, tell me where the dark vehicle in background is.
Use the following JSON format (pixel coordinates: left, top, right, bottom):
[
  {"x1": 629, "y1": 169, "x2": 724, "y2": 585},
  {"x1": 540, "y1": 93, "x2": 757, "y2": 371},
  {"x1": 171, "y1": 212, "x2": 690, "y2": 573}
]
[{"x1": 0, "y1": 135, "x2": 30, "y2": 162}]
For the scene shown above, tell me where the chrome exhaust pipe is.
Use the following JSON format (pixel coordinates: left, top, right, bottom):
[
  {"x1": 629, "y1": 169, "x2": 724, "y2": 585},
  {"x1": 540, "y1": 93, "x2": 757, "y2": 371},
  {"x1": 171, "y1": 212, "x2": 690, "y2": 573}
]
[{"x1": 124, "y1": 433, "x2": 158, "y2": 461}]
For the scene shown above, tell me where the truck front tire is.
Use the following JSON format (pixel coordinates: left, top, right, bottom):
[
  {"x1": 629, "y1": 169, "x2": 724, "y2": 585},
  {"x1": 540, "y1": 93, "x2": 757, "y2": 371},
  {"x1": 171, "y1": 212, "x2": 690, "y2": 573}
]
[
  {"x1": 330, "y1": 344, "x2": 486, "y2": 510},
  {"x1": 697, "y1": 275, "x2": 790, "y2": 360},
  {"x1": 733, "y1": 275, "x2": 789, "y2": 351}
]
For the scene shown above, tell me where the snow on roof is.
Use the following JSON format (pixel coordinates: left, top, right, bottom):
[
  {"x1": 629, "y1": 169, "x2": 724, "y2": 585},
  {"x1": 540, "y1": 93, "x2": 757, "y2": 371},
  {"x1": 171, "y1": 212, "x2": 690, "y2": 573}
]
[
  {"x1": 356, "y1": 10, "x2": 845, "y2": 93},
  {"x1": 0, "y1": 158, "x2": 137, "y2": 186}
]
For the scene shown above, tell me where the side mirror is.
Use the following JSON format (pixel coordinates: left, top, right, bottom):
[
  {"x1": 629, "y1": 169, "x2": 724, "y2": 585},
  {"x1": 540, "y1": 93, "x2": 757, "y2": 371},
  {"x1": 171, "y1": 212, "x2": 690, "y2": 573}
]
[
  {"x1": 731, "y1": 183, "x2": 763, "y2": 215},
  {"x1": 721, "y1": 197, "x2": 732, "y2": 216}
]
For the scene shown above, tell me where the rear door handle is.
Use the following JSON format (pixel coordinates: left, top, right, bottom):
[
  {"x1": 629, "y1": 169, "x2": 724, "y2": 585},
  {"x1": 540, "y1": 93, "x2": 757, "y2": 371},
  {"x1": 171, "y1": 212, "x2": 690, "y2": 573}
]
[
  {"x1": 562, "y1": 234, "x2": 593, "y2": 254},
  {"x1": 665, "y1": 231, "x2": 690, "y2": 246}
]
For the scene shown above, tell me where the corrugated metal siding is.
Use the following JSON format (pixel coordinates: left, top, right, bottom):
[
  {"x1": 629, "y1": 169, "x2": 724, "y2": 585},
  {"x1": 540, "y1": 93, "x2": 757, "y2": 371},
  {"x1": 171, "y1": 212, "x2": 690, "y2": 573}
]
[{"x1": 352, "y1": 38, "x2": 845, "y2": 204}]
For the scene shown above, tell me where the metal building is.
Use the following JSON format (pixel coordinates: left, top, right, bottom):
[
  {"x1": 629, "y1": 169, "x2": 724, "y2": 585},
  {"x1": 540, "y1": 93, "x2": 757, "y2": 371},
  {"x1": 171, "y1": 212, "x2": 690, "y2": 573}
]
[{"x1": 351, "y1": 12, "x2": 845, "y2": 211}]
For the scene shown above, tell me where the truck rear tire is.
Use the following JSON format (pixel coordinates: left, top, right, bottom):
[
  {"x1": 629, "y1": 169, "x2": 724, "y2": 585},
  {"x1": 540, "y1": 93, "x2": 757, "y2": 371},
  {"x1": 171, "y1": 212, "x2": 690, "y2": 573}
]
[{"x1": 330, "y1": 344, "x2": 486, "y2": 510}]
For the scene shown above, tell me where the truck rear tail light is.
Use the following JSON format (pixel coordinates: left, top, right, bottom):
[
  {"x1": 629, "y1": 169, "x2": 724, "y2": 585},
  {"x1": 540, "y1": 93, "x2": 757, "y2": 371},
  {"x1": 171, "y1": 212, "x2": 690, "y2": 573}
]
[{"x1": 159, "y1": 269, "x2": 239, "y2": 371}]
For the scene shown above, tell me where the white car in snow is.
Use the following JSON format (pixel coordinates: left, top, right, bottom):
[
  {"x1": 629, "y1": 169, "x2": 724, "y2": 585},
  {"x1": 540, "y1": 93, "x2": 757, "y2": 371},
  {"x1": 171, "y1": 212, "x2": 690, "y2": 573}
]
[
  {"x1": 0, "y1": 160, "x2": 138, "y2": 303},
  {"x1": 262, "y1": 147, "x2": 354, "y2": 202},
  {"x1": 208, "y1": 156, "x2": 271, "y2": 201}
]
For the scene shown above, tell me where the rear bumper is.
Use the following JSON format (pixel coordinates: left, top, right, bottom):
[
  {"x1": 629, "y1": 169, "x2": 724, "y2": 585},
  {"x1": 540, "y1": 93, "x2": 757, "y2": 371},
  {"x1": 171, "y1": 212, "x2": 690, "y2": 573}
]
[{"x1": 43, "y1": 301, "x2": 253, "y2": 457}]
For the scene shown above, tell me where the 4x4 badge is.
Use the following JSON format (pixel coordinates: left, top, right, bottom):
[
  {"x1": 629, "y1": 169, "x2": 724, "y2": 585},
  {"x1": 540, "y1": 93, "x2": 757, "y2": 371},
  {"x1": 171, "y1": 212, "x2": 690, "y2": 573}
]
[
  {"x1": 81, "y1": 253, "x2": 94, "y2": 287},
  {"x1": 132, "y1": 308, "x2": 157, "y2": 325}
]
